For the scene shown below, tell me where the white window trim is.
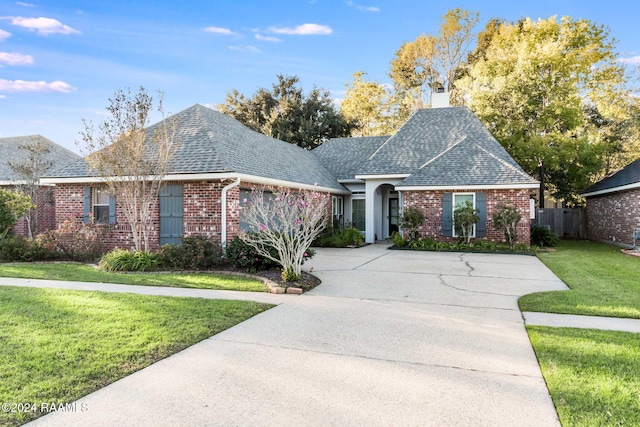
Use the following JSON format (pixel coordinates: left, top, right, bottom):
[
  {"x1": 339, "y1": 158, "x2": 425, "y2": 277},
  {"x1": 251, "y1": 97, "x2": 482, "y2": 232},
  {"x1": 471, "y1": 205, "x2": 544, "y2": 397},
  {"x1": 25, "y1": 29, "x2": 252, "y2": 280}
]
[
  {"x1": 452, "y1": 192, "x2": 476, "y2": 238},
  {"x1": 92, "y1": 188, "x2": 111, "y2": 224}
]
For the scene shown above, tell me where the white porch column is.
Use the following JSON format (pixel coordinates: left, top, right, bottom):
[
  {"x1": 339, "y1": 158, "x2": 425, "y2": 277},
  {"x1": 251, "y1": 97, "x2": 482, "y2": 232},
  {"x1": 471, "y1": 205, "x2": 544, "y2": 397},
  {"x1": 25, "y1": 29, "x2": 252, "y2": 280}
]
[{"x1": 365, "y1": 180, "x2": 377, "y2": 243}]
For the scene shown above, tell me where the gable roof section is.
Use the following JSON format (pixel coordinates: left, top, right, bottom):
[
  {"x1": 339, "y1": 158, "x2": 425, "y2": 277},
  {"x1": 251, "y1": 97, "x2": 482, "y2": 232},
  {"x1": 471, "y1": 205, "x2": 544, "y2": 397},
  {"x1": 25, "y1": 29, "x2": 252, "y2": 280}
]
[
  {"x1": 312, "y1": 136, "x2": 389, "y2": 180},
  {"x1": 355, "y1": 106, "x2": 537, "y2": 188},
  {"x1": 581, "y1": 157, "x2": 640, "y2": 197},
  {"x1": 0, "y1": 135, "x2": 80, "y2": 183},
  {"x1": 46, "y1": 104, "x2": 346, "y2": 192}
]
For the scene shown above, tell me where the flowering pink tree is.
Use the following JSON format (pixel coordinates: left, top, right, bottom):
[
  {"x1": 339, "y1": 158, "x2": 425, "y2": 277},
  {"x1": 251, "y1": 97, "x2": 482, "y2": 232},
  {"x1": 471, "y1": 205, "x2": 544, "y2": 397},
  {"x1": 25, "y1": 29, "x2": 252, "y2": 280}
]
[{"x1": 241, "y1": 186, "x2": 330, "y2": 281}]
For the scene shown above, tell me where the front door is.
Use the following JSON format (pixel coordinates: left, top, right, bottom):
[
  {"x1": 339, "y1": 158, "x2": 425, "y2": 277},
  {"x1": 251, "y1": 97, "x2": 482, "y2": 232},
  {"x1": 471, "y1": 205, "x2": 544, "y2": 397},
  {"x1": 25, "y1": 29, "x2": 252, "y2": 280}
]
[{"x1": 389, "y1": 198, "x2": 399, "y2": 235}]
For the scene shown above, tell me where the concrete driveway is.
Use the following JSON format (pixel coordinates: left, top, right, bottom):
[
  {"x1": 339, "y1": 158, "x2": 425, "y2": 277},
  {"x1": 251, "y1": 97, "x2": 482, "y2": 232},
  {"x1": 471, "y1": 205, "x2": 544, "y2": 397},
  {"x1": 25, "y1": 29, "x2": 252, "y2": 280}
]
[{"x1": 30, "y1": 244, "x2": 568, "y2": 426}]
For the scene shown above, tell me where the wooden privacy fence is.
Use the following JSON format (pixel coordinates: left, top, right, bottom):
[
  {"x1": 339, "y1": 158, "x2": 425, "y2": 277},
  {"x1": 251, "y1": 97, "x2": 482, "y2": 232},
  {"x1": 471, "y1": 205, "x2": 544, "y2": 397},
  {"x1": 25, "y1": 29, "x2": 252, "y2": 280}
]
[{"x1": 534, "y1": 208, "x2": 586, "y2": 239}]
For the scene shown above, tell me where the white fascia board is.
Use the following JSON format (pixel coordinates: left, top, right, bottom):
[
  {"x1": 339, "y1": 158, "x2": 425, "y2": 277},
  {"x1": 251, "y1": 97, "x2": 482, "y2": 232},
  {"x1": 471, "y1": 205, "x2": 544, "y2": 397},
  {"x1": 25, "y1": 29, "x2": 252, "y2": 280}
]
[
  {"x1": 581, "y1": 181, "x2": 640, "y2": 198},
  {"x1": 354, "y1": 174, "x2": 411, "y2": 180},
  {"x1": 41, "y1": 172, "x2": 351, "y2": 195},
  {"x1": 338, "y1": 179, "x2": 365, "y2": 184},
  {"x1": 397, "y1": 183, "x2": 540, "y2": 191}
]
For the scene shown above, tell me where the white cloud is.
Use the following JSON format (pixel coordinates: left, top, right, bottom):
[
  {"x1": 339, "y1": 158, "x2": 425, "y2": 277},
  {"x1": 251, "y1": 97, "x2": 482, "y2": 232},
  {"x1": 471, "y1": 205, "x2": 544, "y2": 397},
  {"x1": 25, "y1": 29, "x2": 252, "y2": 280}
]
[
  {"x1": 0, "y1": 52, "x2": 34, "y2": 66},
  {"x1": 346, "y1": 1, "x2": 380, "y2": 12},
  {"x1": 255, "y1": 34, "x2": 282, "y2": 42},
  {"x1": 228, "y1": 45, "x2": 260, "y2": 53},
  {"x1": 268, "y1": 23, "x2": 332, "y2": 36},
  {"x1": 0, "y1": 79, "x2": 76, "y2": 93},
  {"x1": 204, "y1": 26, "x2": 237, "y2": 36},
  {"x1": 618, "y1": 56, "x2": 640, "y2": 65},
  {"x1": 0, "y1": 94, "x2": 5, "y2": 98},
  {"x1": 0, "y1": 29, "x2": 10, "y2": 41},
  {"x1": 6, "y1": 16, "x2": 80, "y2": 35},
  {"x1": 16, "y1": 2, "x2": 35, "y2": 7}
]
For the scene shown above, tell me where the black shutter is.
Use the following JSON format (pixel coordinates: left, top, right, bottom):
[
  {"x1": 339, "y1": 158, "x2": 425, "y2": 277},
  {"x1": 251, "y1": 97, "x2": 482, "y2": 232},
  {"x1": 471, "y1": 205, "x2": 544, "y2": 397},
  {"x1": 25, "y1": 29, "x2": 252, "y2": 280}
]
[
  {"x1": 442, "y1": 193, "x2": 452, "y2": 237},
  {"x1": 83, "y1": 187, "x2": 91, "y2": 224}
]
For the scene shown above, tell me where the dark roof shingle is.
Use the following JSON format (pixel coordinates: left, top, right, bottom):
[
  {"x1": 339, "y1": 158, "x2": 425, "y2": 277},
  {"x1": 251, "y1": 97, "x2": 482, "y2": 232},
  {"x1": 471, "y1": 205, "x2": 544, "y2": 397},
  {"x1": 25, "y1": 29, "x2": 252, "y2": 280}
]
[
  {"x1": 582, "y1": 158, "x2": 640, "y2": 196},
  {"x1": 0, "y1": 135, "x2": 80, "y2": 182}
]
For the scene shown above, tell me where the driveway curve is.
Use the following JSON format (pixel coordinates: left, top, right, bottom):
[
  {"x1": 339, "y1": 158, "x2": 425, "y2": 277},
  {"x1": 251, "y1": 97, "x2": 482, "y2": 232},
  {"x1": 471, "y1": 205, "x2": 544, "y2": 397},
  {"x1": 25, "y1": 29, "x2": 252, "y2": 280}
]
[{"x1": 29, "y1": 244, "x2": 568, "y2": 427}]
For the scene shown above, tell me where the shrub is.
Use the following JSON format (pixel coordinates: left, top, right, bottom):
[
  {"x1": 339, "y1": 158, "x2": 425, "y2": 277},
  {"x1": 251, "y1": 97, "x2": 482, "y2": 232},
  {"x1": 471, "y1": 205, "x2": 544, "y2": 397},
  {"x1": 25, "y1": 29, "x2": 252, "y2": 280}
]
[
  {"x1": 225, "y1": 235, "x2": 315, "y2": 274},
  {"x1": 530, "y1": 225, "x2": 559, "y2": 247},
  {"x1": 492, "y1": 204, "x2": 522, "y2": 249},
  {"x1": 38, "y1": 217, "x2": 107, "y2": 262},
  {"x1": 391, "y1": 231, "x2": 407, "y2": 248},
  {"x1": 399, "y1": 206, "x2": 425, "y2": 241},
  {"x1": 315, "y1": 227, "x2": 364, "y2": 247},
  {"x1": 99, "y1": 249, "x2": 159, "y2": 272},
  {"x1": 224, "y1": 236, "x2": 280, "y2": 273},
  {"x1": 0, "y1": 235, "x2": 54, "y2": 262},
  {"x1": 157, "y1": 236, "x2": 224, "y2": 270},
  {"x1": 0, "y1": 189, "x2": 33, "y2": 241}
]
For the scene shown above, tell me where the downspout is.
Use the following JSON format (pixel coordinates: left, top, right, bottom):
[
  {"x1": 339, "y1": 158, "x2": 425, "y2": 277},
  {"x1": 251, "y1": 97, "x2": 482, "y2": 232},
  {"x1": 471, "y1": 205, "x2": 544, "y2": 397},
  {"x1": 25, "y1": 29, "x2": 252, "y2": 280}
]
[{"x1": 221, "y1": 177, "x2": 241, "y2": 247}]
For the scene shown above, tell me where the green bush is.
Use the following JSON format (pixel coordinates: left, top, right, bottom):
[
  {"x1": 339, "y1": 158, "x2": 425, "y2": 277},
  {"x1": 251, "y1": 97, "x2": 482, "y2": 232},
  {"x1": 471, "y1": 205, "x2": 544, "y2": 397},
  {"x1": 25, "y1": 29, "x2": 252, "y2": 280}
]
[
  {"x1": 399, "y1": 206, "x2": 425, "y2": 241},
  {"x1": 99, "y1": 249, "x2": 158, "y2": 272},
  {"x1": 530, "y1": 225, "x2": 559, "y2": 247},
  {"x1": 224, "y1": 236, "x2": 280, "y2": 273},
  {"x1": 157, "y1": 236, "x2": 224, "y2": 270},
  {"x1": 391, "y1": 231, "x2": 407, "y2": 248},
  {"x1": 0, "y1": 235, "x2": 55, "y2": 262},
  {"x1": 315, "y1": 227, "x2": 364, "y2": 247}
]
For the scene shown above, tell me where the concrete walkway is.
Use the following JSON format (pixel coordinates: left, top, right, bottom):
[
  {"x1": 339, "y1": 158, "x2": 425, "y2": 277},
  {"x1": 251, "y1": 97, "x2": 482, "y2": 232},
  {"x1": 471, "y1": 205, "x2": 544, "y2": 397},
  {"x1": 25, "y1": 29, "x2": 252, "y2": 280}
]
[
  {"x1": 523, "y1": 311, "x2": 640, "y2": 333},
  {"x1": 15, "y1": 243, "x2": 575, "y2": 426}
]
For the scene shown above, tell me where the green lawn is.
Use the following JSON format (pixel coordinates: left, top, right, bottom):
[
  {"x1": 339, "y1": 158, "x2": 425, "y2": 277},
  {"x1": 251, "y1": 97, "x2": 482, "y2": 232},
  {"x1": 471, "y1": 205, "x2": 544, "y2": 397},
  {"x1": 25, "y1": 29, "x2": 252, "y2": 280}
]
[
  {"x1": 519, "y1": 240, "x2": 640, "y2": 426},
  {"x1": 519, "y1": 240, "x2": 640, "y2": 318},
  {"x1": 0, "y1": 286, "x2": 273, "y2": 427},
  {"x1": 528, "y1": 326, "x2": 640, "y2": 426},
  {"x1": 0, "y1": 263, "x2": 268, "y2": 292}
]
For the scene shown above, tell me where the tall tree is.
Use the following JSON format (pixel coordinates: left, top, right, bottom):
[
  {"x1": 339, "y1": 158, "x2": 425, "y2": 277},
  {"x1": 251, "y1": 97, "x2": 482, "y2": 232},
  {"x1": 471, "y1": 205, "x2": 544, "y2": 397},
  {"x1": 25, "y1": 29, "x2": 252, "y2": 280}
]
[
  {"x1": 8, "y1": 140, "x2": 53, "y2": 238},
  {"x1": 79, "y1": 87, "x2": 178, "y2": 251},
  {"x1": 340, "y1": 71, "x2": 400, "y2": 136},
  {"x1": 459, "y1": 16, "x2": 634, "y2": 206},
  {"x1": 389, "y1": 8, "x2": 479, "y2": 110},
  {"x1": 219, "y1": 74, "x2": 353, "y2": 149}
]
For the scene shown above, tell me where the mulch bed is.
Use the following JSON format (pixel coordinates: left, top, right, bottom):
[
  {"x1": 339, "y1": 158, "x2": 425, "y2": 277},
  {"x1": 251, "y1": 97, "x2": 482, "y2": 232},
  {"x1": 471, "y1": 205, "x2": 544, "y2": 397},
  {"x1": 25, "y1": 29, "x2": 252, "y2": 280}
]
[{"x1": 252, "y1": 269, "x2": 321, "y2": 292}]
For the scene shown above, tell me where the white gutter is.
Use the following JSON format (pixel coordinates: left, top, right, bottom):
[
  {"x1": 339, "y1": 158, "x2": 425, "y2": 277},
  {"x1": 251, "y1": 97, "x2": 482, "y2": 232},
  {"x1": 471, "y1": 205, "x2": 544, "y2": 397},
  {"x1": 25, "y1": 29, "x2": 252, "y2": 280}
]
[
  {"x1": 220, "y1": 177, "x2": 241, "y2": 246},
  {"x1": 41, "y1": 172, "x2": 350, "y2": 195},
  {"x1": 397, "y1": 183, "x2": 540, "y2": 191},
  {"x1": 581, "y1": 181, "x2": 640, "y2": 198},
  {"x1": 354, "y1": 174, "x2": 411, "y2": 180}
]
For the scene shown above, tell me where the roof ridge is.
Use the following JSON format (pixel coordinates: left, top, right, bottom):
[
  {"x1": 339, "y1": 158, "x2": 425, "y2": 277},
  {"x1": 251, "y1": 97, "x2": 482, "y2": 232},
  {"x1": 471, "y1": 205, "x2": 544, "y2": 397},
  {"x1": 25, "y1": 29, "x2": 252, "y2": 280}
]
[
  {"x1": 419, "y1": 133, "x2": 466, "y2": 169},
  {"x1": 474, "y1": 143, "x2": 527, "y2": 176}
]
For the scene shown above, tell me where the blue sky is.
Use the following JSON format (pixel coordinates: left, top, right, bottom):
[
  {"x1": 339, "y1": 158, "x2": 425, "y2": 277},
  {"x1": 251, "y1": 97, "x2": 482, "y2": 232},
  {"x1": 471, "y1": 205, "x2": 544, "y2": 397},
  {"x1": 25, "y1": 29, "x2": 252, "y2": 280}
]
[{"x1": 1, "y1": 0, "x2": 639, "y2": 153}]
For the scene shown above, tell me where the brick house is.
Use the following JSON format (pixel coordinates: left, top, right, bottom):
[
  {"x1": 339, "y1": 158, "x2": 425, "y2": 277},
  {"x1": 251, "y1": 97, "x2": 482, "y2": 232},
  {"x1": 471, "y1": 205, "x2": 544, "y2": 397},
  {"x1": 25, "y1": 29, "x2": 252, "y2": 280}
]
[
  {"x1": 0, "y1": 135, "x2": 80, "y2": 236},
  {"x1": 42, "y1": 103, "x2": 537, "y2": 250},
  {"x1": 581, "y1": 158, "x2": 640, "y2": 247}
]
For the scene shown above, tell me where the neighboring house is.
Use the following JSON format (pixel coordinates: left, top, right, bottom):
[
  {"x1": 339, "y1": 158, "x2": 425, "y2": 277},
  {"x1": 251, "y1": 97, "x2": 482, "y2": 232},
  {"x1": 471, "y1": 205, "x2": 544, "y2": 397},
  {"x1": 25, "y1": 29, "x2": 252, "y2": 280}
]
[
  {"x1": 314, "y1": 106, "x2": 538, "y2": 244},
  {"x1": 581, "y1": 158, "x2": 640, "y2": 247},
  {"x1": 0, "y1": 135, "x2": 80, "y2": 236},
  {"x1": 42, "y1": 103, "x2": 538, "y2": 250}
]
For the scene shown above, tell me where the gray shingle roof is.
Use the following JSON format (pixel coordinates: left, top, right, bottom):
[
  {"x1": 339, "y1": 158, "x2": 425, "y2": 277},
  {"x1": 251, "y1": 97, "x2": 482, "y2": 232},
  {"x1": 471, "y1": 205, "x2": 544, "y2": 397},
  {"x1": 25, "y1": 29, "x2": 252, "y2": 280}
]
[
  {"x1": 355, "y1": 107, "x2": 536, "y2": 187},
  {"x1": 582, "y1": 157, "x2": 640, "y2": 196},
  {"x1": 47, "y1": 104, "x2": 346, "y2": 191},
  {"x1": 312, "y1": 136, "x2": 389, "y2": 180},
  {"x1": 0, "y1": 135, "x2": 80, "y2": 182}
]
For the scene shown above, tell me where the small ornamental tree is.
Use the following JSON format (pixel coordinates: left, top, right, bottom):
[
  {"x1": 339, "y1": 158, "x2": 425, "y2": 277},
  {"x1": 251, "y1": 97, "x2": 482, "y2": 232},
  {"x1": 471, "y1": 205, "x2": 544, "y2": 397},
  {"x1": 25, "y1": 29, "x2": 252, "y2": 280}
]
[
  {"x1": 240, "y1": 187, "x2": 330, "y2": 282},
  {"x1": 492, "y1": 203, "x2": 522, "y2": 249},
  {"x1": 79, "y1": 87, "x2": 178, "y2": 251},
  {"x1": 399, "y1": 206, "x2": 425, "y2": 241},
  {"x1": 454, "y1": 200, "x2": 479, "y2": 244},
  {"x1": 0, "y1": 189, "x2": 33, "y2": 241}
]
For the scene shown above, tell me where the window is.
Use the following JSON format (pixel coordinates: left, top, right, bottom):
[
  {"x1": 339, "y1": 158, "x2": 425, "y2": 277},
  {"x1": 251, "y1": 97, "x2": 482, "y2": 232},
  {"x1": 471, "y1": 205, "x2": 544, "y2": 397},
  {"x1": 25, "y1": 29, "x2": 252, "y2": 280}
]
[
  {"x1": 452, "y1": 193, "x2": 475, "y2": 238},
  {"x1": 93, "y1": 188, "x2": 111, "y2": 224},
  {"x1": 332, "y1": 196, "x2": 344, "y2": 224},
  {"x1": 352, "y1": 199, "x2": 365, "y2": 232}
]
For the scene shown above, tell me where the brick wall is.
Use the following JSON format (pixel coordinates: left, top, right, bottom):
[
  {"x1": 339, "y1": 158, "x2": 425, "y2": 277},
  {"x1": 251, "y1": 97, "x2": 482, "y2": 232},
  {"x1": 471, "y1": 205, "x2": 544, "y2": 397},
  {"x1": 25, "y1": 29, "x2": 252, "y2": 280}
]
[
  {"x1": 402, "y1": 188, "x2": 532, "y2": 244},
  {"x1": 4, "y1": 186, "x2": 56, "y2": 237},
  {"x1": 586, "y1": 188, "x2": 640, "y2": 246}
]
